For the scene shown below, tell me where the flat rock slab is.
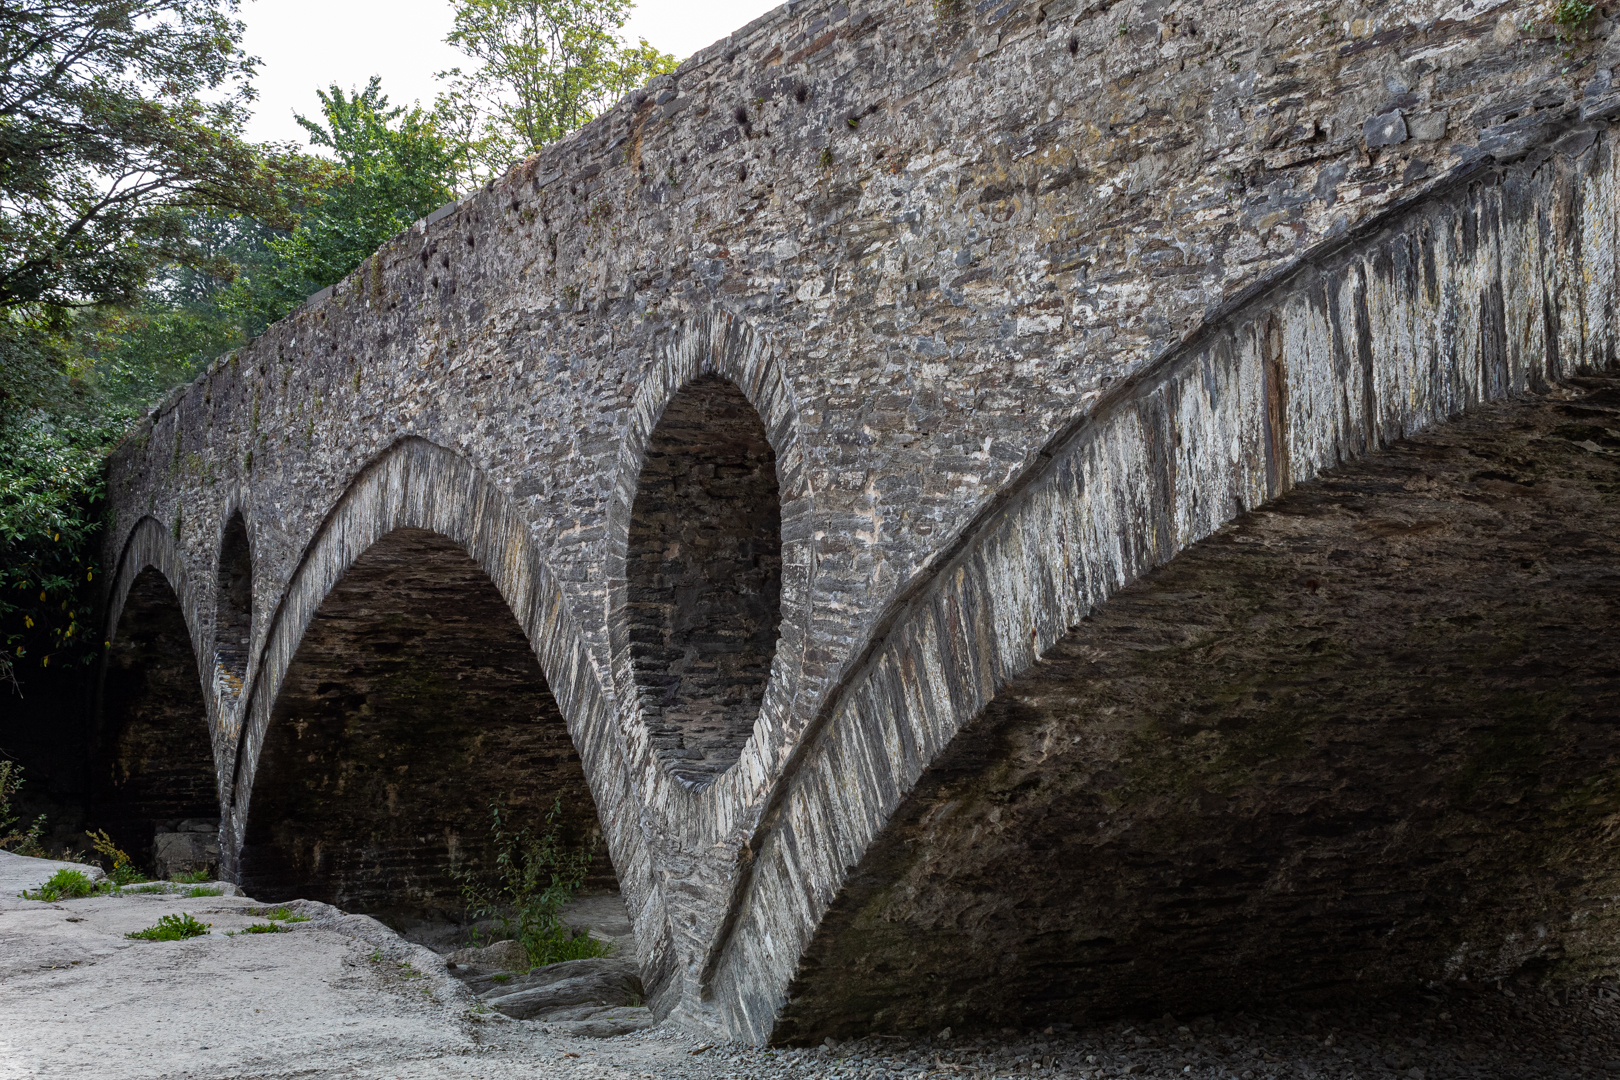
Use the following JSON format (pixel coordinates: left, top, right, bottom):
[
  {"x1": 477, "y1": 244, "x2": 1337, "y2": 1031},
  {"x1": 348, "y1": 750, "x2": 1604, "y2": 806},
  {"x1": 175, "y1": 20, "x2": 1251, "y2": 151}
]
[
  {"x1": 0, "y1": 850, "x2": 105, "y2": 895},
  {"x1": 484, "y1": 959, "x2": 644, "y2": 1020}
]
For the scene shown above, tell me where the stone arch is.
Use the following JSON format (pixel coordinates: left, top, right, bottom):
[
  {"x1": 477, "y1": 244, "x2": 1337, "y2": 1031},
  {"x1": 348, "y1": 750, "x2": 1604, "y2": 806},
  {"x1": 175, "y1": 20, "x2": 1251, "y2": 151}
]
[
  {"x1": 238, "y1": 525, "x2": 614, "y2": 917},
  {"x1": 701, "y1": 143, "x2": 1620, "y2": 1041},
  {"x1": 225, "y1": 437, "x2": 676, "y2": 1007},
  {"x1": 604, "y1": 311, "x2": 813, "y2": 812},
  {"x1": 95, "y1": 519, "x2": 220, "y2": 878},
  {"x1": 624, "y1": 374, "x2": 784, "y2": 789},
  {"x1": 212, "y1": 510, "x2": 253, "y2": 701}
]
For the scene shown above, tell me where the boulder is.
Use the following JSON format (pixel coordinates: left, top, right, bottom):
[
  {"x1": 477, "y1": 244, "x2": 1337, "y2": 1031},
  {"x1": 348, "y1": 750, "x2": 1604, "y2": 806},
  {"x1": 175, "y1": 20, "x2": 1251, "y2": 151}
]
[{"x1": 152, "y1": 831, "x2": 219, "y2": 880}]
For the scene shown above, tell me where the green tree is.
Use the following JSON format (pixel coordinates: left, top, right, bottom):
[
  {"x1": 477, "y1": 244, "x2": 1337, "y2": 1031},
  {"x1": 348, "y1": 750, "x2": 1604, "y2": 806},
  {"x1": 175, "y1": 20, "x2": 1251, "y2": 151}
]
[
  {"x1": 437, "y1": 0, "x2": 677, "y2": 181},
  {"x1": 0, "y1": 0, "x2": 310, "y2": 689},
  {"x1": 231, "y1": 78, "x2": 462, "y2": 328},
  {"x1": 0, "y1": 0, "x2": 315, "y2": 311}
]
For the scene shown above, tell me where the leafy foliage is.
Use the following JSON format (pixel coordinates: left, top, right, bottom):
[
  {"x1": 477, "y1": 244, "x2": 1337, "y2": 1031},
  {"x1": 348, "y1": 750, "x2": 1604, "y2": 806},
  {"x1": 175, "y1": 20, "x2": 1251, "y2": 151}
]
[
  {"x1": 452, "y1": 797, "x2": 609, "y2": 968},
  {"x1": 0, "y1": 0, "x2": 321, "y2": 309},
  {"x1": 437, "y1": 0, "x2": 677, "y2": 181},
  {"x1": 126, "y1": 912, "x2": 211, "y2": 940},
  {"x1": 228, "y1": 78, "x2": 461, "y2": 324}
]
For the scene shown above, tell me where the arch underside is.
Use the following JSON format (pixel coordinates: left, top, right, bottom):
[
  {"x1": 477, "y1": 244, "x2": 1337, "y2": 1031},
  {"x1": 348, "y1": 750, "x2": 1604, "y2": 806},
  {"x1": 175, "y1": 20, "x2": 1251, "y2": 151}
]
[
  {"x1": 95, "y1": 567, "x2": 219, "y2": 876},
  {"x1": 240, "y1": 527, "x2": 614, "y2": 918},
  {"x1": 777, "y1": 374, "x2": 1620, "y2": 1040}
]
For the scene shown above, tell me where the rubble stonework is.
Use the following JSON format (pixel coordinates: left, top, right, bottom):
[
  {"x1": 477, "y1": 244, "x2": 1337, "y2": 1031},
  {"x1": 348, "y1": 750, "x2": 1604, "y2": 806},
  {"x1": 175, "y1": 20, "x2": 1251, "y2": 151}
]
[{"x1": 103, "y1": 0, "x2": 1620, "y2": 1041}]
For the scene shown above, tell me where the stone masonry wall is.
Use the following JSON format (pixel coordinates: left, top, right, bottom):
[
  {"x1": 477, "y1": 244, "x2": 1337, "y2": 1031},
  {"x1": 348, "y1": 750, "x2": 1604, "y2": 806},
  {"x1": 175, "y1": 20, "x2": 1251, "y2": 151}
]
[{"x1": 104, "y1": 0, "x2": 1620, "y2": 1038}]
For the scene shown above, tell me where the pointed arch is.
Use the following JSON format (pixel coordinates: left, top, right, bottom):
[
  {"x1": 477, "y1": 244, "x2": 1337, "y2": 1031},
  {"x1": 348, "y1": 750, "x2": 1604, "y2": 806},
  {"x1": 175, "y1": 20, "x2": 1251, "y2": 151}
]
[
  {"x1": 97, "y1": 517, "x2": 220, "y2": 877},
  {"x1": 701, "y1": 137, "x2": 1620, "y2": 1041},
  {"x1": 239, "y1": 525, "x2": 615, "y2": 915},
  {"x1": 226, "y1": 436, "x2": 676, "y2": 1011}
]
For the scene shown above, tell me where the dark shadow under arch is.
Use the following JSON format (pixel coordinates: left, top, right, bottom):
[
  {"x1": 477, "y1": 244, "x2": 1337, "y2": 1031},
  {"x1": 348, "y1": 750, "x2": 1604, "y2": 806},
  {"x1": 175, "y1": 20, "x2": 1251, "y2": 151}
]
[
  {"x1": 239, "y1": 527, "x2": 616, "y2": 918},
  {"x1": 93, "y1": 567, "x2": 220, "y2": 877},
  {"x1": 626, "y1": 374, "x2": 783, "y2": 788},
  {"x1": 774, "y1": 377, "x2": 1620, "y2": 1041}
]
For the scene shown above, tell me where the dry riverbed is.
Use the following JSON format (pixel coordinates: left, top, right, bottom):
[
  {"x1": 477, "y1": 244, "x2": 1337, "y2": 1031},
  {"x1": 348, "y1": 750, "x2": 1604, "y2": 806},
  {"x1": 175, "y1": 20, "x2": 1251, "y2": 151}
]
[{"x1": 2, "y1": 852, "x2": 1616, "y2": 1079}]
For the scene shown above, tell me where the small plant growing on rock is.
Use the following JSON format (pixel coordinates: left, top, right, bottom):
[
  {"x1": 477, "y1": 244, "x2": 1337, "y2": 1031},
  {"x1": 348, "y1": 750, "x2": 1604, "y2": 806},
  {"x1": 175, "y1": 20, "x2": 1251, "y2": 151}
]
[
  {"x1": 230, "y1": 922, "x2": 284, "y2": 935},
  {"x1": 88, "y1": 829, "x2": 145, "y2": 886},
  {"x1": 451, "y1": 796, "x2": 608, "y2": 969},
  {"x1": 126, "y1": 913, "x2": 210, "y2": 940},
  {"x1": 257, "y1": 905, "x2": 310, "y2": 923},
  {"x1": 170, "y1": 868, "x2": 212, "y2": 885},
  {"x1": 22, "y1": 868, "x2": 99, "y2": 901},
  {"x1": 1552, "y1": 0, "x2": 1597, "y2": 36}
]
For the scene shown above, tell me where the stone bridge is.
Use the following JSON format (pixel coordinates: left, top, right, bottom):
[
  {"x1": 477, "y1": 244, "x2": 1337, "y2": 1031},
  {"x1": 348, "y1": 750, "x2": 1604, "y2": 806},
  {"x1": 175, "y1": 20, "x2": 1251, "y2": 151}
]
[{"x1": 99, "y1": 0, "x2": 1620, "y2": 1043}]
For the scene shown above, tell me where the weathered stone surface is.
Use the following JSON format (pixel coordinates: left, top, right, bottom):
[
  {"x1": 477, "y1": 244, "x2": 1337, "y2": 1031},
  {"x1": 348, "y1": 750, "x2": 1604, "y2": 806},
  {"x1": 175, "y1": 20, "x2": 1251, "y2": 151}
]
[
  {"x1": 447, "y1": 938, "x2": 531, "y2": 972},
  {"x1": 151, "y1": 827, "x2": 220, "y2": 880},
  {"x1": 483, "y1": 957, "x2": 645, "y2": 1019},
  {"x1": 1363, "y1": 109, "x2": 1410, "y2": 147},
  {"x1": 97, "y1": 0, "x2": 1620, "y2": 1043}
]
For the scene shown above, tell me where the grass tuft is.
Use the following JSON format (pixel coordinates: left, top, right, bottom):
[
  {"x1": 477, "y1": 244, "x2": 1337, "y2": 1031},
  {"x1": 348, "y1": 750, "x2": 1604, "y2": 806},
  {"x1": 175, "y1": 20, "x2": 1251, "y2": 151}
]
[
  {"x1": 126, "y1": 913, "x2": 211, "y2": 941},
  {"x1": 21, "y1": 868, "x2": 99, "y2": 901}
]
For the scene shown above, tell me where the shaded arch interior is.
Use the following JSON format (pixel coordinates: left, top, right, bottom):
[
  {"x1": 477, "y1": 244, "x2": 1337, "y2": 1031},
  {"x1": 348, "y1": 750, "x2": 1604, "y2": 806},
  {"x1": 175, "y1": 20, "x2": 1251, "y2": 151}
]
[
  {"x1": 94, "y1": 566, "x2": 219, "y2": 877},
  {"x1": 626, "y1": 374, "x2": 783, "y2": 789},
  {"x1": 239, "y1": 526, "x2": 615, "y2": 918},
  {"x1": 775, "y1": 378, "x2": 1620, "y2": 1041}
]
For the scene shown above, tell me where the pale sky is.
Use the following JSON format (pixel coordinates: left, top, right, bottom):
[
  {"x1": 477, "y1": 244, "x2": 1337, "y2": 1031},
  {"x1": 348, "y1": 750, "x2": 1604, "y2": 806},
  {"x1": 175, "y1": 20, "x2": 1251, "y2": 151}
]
[{"x1": 239, "y1": 0, "x2": 782, "y2": 147}]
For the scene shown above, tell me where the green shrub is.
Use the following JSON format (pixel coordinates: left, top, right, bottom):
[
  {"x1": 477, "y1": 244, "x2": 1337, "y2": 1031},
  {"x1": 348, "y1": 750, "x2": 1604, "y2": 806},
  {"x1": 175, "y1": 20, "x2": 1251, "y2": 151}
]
[
  {"x1": 231, "y1": 922, "x2": 283, "y2": 935},
  {"x1": 21, "y1": 868, "x2": 99, "y2": 901},
  {"x1": 126, "y1": 913, "x2": 210, "y2": 941},
  {"x1": 169, "y1": 869, "x2": 212, "y2": 884},
  {"x1": 183, "y1": 885, "x2": 222, "y2": 898},
  {"x1": 451, "y1": 796, "x2": 610, "y2": 969}
]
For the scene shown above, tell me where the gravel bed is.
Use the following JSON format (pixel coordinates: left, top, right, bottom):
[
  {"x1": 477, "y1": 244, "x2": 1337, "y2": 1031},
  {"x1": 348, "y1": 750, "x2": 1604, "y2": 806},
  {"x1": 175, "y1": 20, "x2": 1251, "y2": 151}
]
[{"x1": 575, "y1": 979, "x2": 1619, "y2": 1080}]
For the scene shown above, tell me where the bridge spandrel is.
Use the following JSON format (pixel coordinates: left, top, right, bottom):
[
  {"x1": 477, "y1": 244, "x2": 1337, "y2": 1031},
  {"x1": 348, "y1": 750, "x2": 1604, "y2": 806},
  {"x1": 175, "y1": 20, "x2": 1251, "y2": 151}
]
[{"x1": 101, "y1": 0, "x2": 1620, "y2": 1041}]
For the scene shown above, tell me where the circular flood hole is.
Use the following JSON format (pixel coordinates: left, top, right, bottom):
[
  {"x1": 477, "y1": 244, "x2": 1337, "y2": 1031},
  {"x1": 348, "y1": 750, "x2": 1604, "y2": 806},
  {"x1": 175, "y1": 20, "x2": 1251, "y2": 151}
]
[{"x1": 626, "y1": 375, "x2": 783, "y2": 788}]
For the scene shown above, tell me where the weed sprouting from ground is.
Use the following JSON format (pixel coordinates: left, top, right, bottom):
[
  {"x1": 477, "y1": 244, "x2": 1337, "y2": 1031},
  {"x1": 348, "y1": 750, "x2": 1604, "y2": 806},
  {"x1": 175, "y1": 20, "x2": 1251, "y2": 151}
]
[
  {"x1": 21, "y1": 868, "x2": 99, "y2": 900},
  {"x1": 88, "y1": 829, "x2": 146, "y2": 886},
  {"x1": 451, "y1": 796, "x2": 608, "y2": 969},
  {"x1": 231, "y1": 922, "x2": 285, "y2": 935},
  {"x1": 182, "y1": 884, "x2": 222, "y2": 898},
  {"x1": 256, "y1": 905, "x2": 309, "y2": 923},
  {"x1": 126, "y1": 913, "x2": 210, "y2": 940},
  {"x1": 169, "y1": 868, "x2": 212, "y2": 884}
]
